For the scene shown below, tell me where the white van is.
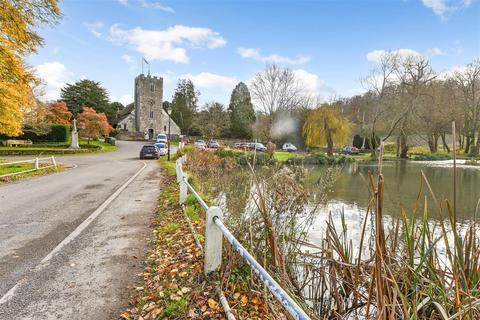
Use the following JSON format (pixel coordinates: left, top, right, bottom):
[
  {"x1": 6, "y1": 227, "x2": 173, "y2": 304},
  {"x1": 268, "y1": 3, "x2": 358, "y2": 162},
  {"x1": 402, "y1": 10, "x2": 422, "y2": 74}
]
[{"x1": 156, "y1": 133, "x2": 168, "y2": 143}]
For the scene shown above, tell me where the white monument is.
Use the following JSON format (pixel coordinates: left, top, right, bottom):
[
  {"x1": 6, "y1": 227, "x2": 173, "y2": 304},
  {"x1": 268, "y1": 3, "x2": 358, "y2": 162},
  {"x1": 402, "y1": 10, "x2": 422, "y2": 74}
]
[{"x1": 69, "y1": 119, "x2": 80, "y2": 149}]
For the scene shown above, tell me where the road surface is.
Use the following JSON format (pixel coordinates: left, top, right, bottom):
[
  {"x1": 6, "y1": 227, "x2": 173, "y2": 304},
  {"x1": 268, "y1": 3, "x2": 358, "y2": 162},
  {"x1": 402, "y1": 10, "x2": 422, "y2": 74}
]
[{"x1": 0, "y1": 141, "x2": 165, "y2": 319}]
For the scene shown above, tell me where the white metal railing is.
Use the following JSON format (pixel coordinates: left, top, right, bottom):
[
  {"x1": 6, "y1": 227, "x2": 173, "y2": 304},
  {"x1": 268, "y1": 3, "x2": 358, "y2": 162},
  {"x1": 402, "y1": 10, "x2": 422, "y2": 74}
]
[
  {"x1": 0, "y1": 156, "x2": 57, "y2": 178},
  {"x1": 175, "y1": 156, "x2": 311, "y2": 320}
]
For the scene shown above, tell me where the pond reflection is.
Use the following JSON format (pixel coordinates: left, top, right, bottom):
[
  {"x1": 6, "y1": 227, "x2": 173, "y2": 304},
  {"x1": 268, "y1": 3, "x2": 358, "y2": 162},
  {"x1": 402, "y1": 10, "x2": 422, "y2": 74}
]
[{"x1": 322, "y1": 161, "x2": 480, "y2": 221}]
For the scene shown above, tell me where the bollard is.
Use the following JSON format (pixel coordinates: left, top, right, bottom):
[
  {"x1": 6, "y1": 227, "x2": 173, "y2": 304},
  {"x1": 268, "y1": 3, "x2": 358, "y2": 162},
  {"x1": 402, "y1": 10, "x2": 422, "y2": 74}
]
[
  {"x1": 51, "y1": 156, "x2": 57, "y2": 167},
  {"x1": 204, "y1": 206, "x2": 223, "y2": 275},
  {"x1": 34, "y1": 158, "x2": 39, "y2": 170},
  {"x1": 179, "y1": 174, "x2": 188, "y2": 204}
]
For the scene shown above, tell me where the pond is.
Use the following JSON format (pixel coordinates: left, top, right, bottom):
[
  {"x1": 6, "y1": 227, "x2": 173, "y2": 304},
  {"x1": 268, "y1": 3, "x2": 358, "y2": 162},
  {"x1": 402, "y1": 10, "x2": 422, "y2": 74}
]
[
  {"x1": 306, "y1": 160, "x2": 480, "y2": 247},
  {"x1": 206, "y1": 159, "x2": 480, "y2": 248},
  {"x1": 322, "y1": 160, "x2": 480, "y2": 220}
]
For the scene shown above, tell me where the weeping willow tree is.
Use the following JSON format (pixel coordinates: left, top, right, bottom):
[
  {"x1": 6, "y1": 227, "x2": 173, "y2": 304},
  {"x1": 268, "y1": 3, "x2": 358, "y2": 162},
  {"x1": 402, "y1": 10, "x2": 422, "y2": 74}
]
[{"x1": 303, "y1": 105, "x2": 351, "y2": 155}]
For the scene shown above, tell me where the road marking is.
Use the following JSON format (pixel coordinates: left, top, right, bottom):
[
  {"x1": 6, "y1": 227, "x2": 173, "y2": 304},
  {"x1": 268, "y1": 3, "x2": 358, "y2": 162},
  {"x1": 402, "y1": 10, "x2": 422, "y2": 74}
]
[{"x1": 0, "y1": 161, "x2": 147, "y2": 305}]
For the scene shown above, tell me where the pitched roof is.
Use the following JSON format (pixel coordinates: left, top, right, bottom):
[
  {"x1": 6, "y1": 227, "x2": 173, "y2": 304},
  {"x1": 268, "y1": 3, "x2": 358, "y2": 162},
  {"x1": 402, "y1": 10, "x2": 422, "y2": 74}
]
[{"x1": 116, "y1": 103, "x2": 134, "y2": 124}]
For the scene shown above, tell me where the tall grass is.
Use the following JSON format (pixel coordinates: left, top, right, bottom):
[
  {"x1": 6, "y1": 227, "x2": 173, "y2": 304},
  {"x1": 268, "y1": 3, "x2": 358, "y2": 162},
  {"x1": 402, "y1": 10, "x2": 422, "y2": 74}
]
[{"x1": 185, "y1": 147, "x2": 480, "y2": 319}]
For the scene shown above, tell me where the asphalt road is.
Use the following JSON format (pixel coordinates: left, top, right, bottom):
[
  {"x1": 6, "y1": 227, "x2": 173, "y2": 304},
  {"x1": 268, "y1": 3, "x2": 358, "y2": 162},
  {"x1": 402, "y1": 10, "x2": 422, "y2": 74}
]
[{"x1": 0, "y1": 141, "x2": 165, "y2": 319}]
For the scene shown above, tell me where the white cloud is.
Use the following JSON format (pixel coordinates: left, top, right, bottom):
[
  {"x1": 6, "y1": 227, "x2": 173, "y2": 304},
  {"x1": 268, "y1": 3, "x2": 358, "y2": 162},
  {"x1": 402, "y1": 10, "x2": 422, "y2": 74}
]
[
  {"x1": 238, "y1": 47, "x2": 310, "y2": 65},
  {"x1": 426, "y1": 47, "x2": 447, "y2": 56},
  {"x1": 84, "y1": 21, "x2": 104, "y2": 38},
  {"x1": 122, "y1": 54, "x2": 137, "y2": 71},
  {"x1": 179, "y1": 72, "x2": 237, "y2": 90},
  {"x1": 292, "y1": 69, "x2": 334, "y2": 99},
  {"x1": 109, "y1": 24, "x2": 226, "y2": 64},
  {"x1": 422, "y1": 0, "x2": 473, "y2": 18},
  {"x1": 138, "y1": 0, "x2": 175, "y2": 13},
  {"x1": 116, "y1": 0, "x2": 174, "y2": 12},
  {"x1": 112, "y1": 94, "x2": 134, "y2": 106},
  {"x1": 34, "y1": 62, "x2": 74, "y2": 102},
  {"x1": 366, "y1": 49, "x2": 423, "y2": 62}
]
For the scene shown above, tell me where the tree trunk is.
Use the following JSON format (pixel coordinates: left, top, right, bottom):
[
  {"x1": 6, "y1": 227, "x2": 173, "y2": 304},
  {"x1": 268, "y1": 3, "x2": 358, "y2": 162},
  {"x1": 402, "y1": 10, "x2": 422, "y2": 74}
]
[
  {"x1": 326, "y1": 131, "x2": 334, "y2": 156},
  {"x1": 399, "y1": 134, "x2": 408, "y2": 159},
  {"x1": 396, "y1": 136, "x2": 400, "y2": 157},
  {"x1": 441, "y1": 133, "x2": 450, "y2": 153},
  {"x1": 428, "y1": 135, "x2": 435, "y2": 153},
  {"x1": 465, "y1": 135, "x2": 472, "y2": 155},
  {"x1": 471, "y1": 132, "x2": 479, "y2": 156}
]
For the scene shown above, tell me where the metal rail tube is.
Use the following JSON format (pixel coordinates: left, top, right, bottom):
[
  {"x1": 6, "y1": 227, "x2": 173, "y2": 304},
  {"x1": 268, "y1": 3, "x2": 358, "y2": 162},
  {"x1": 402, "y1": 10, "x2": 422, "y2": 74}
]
[{"x1": 213, "y1": 216, "x2": 310, "y2": 320}]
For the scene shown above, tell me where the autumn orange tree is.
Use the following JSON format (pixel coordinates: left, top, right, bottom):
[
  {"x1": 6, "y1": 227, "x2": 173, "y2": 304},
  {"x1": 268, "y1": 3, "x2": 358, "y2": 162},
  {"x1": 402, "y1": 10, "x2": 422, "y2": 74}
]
[
  {"x1": 303, "y1": 104, "x2": 351, "y2": 155},
  {"x1": 0, "y1": 0, "x2": 61, "y2": 136},
  {"x1": 77, "y1": 106, "x2": 112, "y2": 144},
  {"x1": 46, "y1": 102, "x2": 72, "y2": 125}
]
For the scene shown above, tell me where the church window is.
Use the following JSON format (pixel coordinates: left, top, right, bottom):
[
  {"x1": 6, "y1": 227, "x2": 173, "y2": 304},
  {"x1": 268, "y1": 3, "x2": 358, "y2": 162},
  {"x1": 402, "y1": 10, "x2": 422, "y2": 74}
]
[
  {"x1": 164, "y1": 125, "x2": 167, "y2": 131},
  {"x1": 150, "y1": 111, "x2": 154, "y2": 119},
  {"x1": 150, "y1": 83, "x2": 155, "y2": 92}
]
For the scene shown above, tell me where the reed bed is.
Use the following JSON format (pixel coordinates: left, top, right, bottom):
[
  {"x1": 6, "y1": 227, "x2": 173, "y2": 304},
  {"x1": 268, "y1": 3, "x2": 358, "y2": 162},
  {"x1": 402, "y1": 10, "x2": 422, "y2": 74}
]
[{"x1": 186, "y1": 148, "x2": 480, "y2": 319}]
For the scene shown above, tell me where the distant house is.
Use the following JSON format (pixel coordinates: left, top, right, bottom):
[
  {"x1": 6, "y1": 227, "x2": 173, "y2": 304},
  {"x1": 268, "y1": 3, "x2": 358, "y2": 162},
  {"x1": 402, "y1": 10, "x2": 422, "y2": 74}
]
[{"x1": 117, "y1": 74, "x2": 180, "y2": 139}]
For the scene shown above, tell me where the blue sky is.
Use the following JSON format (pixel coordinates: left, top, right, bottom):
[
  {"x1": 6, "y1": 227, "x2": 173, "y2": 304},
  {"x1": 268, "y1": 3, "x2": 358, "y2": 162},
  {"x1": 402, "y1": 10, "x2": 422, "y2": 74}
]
[{"x1": 30, "y1": 0, "x2": 480, "y2": 108}]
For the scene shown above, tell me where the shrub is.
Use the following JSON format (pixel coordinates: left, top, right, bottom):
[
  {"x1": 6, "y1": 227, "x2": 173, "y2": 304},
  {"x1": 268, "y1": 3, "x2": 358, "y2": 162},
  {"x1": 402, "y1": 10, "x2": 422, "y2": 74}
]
[
  {"x1": 383, "y1": 143, "x2": 396, "y2": 153},
  {"x1": 411, "y1": 153, "x2": 451, "y2": 161},
  {"x1": 0, "y1": 124, "x2": 70, "y2": 143},
  {"x1": 215, "y1": 148, "x2": 242, "y2": 159}
]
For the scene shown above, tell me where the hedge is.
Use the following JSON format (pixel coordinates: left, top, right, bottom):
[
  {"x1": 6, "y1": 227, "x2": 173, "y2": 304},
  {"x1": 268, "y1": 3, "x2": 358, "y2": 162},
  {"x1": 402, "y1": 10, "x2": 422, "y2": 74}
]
[{"x1": 0, "y1": 124, "x2": 70, "y2": 143}]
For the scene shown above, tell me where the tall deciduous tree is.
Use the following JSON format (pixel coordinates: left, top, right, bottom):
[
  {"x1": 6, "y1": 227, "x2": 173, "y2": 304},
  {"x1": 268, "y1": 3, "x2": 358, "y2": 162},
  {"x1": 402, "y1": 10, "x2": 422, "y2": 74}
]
[
  {"x1": 0, "y1": 0, "x2": 61, "y2": 136},
  {"x1": 304, "y1": 105, "x2": 351, "y2": 156},
  {"x1": 46, "y1": 101, "x2": 72, "y2": 125},
  {"x1": 228, "y1": 82, "x2": 256, "y2": 139},
  {"x1": 23, "y1": 99, "x2": 51, "y2": 135},
  {"x1": 250, "y1": 64, "x2": 312, "y2": 140},
  {"x1": 450, "y1": 59, "x2": 480, "y2": 156},
  {"x1": 77, "y1": 106, "x2": 112, "y2": 143},
  {"x1": 171, "y1": 79, "x2": 199, "y2": 134},
  {"x1": 198, "y1": 102, "x2": 230, "y2": 139},
  {"x1": 61, "y1": 79, "x2": 114, "y2": 121}
]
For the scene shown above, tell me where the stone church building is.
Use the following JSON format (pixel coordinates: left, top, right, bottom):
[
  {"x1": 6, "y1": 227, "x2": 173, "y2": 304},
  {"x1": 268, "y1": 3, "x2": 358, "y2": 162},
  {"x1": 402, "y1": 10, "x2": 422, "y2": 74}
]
[{"x1": 117, "y1": 74, "x2": 181, "y2": 139}]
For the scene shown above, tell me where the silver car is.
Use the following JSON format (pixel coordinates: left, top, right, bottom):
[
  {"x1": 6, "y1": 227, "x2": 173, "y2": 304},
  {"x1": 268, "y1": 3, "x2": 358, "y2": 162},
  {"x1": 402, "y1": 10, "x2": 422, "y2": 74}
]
[
  {"x1": 195, "y1": 140, "x2": 206, "y2": 149},
  {"x1": 154, "y1": 142, "x2": 168, "y2": 156}
]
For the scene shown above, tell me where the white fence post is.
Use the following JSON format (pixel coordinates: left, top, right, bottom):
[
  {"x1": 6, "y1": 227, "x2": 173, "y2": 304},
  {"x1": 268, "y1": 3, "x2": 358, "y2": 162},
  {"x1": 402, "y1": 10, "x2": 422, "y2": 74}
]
[
  {"x1": 34, "y1": 158, "x2": 39, "y2": 170},
  {"x1": 179, "y1": 174, "x2": 187, "y2": 204},
  {"x1": 204, "y1": 206, "x2": 223, "y2": 275},
  {"x1": 51, "y1": 156, "x2": 57, "y2": 167}
]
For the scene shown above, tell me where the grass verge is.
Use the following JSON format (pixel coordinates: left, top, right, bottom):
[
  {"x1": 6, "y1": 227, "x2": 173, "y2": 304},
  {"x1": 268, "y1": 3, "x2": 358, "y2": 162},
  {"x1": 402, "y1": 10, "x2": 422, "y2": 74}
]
[
  {"x1": 121, "y1": 159, "x2": 226, "y2": 319},
  {"x1": 0, "y1": 163, "x2": 65, "y2": 183},
  {"x1": 0, "y1": 139, "x2": 117, "y2": 156}
]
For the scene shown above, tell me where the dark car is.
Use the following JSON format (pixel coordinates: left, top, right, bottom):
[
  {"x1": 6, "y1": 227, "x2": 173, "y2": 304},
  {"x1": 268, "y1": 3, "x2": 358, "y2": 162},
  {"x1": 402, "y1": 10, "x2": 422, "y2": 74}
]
[
  {"x1": 140, "y1": 145, "x2": 161, "y2": 159},
  {"x1": 248, "y1": 142, "x2": 267, "y2": 152}
]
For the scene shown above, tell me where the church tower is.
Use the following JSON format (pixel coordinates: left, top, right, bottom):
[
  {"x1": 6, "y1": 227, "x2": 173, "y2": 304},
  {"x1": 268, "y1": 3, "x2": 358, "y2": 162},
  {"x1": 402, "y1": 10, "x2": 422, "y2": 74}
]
[{"x1": 134, "y1": 74, "x2": 164, "y2": 138}]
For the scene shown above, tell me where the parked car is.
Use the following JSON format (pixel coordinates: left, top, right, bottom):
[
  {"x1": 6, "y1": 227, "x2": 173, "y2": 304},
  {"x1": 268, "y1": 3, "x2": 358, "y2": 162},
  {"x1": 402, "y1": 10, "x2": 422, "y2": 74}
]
[
  {"x1": 195, "y1": 140, "x2": 206, "y2": 149},
  {"x1": 282, "y1": 142, "x2": 297, "y2": 152},
  {"x1": 154, "y1": 142, "x2": 168, "y2": 156},
  {"x1": 234, "y1": 142, "x2": 248, "y2": 150},
  {"x1": 207, "y1": 140, "x2": 220, "y2": 149},
  {"x1": 140, "y1": 145, "x2": 161, "y2": 159},
  {"x1": 342, "y1": 146, "x2": 360, "y2": 155},
  {"x1": 249, "y1": 142, "x2": 267, "y2": 152},
  {"x1": 156, "y1": 133, "x2": 168, "y2": 143}
]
